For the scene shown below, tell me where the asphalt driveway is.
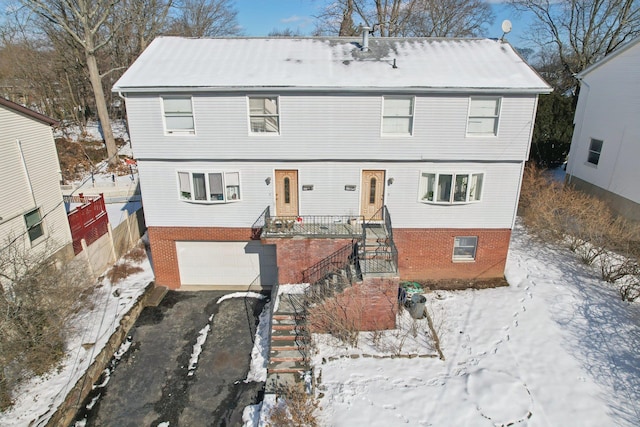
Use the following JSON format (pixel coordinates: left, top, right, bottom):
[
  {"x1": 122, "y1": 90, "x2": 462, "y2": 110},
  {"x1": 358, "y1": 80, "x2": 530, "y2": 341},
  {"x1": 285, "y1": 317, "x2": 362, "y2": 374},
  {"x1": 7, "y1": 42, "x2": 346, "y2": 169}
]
[{"x1": 76, "y1": 290, "x2": 268, "y2": 427}]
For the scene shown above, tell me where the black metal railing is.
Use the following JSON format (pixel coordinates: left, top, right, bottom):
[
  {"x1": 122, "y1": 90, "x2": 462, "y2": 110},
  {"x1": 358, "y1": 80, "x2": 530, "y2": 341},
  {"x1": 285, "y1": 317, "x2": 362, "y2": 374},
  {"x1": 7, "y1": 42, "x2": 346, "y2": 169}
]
[
  {"x1": 263, "y1": 214, "x2": 363, "y2": 238},
  {"x1": 360, "y1": 205, "x2": 399, "y2": 275},
  {"x1": 360, "y1": 239, "x2": 398, "y2": 274},
  {"x1": 302, "y1": 242, "x2": 358, "y2": 285},
  {"x1": 251, "y1": 206, "x2": 270, "y2": 239}
]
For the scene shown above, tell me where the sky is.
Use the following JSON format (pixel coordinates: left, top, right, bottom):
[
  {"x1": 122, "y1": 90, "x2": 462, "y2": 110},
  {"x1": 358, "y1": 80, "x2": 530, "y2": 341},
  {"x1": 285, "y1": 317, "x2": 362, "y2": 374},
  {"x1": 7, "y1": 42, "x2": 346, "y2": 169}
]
[{"x1": 234, "y1": 0, "x2": 535, "y2": 49}]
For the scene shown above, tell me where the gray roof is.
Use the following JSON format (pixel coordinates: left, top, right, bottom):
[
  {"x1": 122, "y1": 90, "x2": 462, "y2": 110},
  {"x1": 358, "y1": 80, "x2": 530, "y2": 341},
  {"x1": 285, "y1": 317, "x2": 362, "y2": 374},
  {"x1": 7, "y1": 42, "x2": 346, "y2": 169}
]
[{"x1": 113, "y1": 36, "x2": 551, "y2": 94}]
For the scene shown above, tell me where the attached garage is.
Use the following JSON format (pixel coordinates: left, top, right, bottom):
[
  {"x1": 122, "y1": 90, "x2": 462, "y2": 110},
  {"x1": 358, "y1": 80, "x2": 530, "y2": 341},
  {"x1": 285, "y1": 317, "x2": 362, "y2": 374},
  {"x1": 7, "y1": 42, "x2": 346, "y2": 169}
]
[{"x1": 176, "y1": 241, "x2": 277, "y2": 288}]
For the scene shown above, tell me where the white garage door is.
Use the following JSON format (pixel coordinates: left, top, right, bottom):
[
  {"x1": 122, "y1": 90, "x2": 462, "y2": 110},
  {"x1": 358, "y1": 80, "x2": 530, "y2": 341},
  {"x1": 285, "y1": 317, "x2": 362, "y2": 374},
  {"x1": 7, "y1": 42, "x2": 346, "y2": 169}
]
[{"x1": 176, "y1": 241, "x2": 276, "y2": 287}]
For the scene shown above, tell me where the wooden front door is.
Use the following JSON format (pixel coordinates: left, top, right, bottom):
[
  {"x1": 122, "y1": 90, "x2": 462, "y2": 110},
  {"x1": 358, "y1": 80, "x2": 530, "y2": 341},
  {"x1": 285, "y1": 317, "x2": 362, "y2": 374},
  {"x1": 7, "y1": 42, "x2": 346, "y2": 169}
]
[
  {"x1": 361, "y1": 170, "x2": 385, "y2": 220},
  {"x1": 275, "y1": 170, "x2": 299, "y2": 216}
]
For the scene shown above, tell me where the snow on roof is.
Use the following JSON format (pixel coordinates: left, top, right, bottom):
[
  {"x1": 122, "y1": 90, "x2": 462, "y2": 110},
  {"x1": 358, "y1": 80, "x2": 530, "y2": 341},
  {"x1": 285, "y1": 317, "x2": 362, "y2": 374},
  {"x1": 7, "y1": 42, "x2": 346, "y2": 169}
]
[{"x1": 114, "y1": 36, "x2": 551, "y2": 93}]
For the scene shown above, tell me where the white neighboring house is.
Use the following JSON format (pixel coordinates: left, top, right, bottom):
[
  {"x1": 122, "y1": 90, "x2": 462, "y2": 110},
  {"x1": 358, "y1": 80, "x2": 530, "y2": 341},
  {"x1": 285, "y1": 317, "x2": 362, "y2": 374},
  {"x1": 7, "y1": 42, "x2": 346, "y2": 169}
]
[
  {"x1": 566, "y1": 37, "x2": 640, "y2": 221},
  {"x1": 0, "y1": 98, "x2": 72, "y2": 258},
  {"x1": 114, "y1": 36, "x2": 550, "y2": 290}
]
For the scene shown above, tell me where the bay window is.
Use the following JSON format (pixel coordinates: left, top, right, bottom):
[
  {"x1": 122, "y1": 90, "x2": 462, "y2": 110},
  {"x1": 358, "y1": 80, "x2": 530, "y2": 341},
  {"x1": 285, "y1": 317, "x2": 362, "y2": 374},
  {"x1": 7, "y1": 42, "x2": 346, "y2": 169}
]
[{"x1": 178, "y1": 171, "x2": 241, "y2": 203}]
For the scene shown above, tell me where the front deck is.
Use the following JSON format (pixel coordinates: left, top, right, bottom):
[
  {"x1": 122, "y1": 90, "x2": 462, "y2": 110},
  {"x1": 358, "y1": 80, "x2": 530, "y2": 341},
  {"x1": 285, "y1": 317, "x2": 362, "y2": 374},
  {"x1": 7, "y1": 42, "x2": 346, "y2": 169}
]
[{"x1": 262, "y1": 215, "x2": 364, "y2": 239}]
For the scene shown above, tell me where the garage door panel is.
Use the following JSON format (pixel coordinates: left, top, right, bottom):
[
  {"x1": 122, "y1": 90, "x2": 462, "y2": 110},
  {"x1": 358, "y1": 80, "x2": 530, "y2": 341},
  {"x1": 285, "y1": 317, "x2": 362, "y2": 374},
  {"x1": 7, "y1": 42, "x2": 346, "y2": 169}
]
[{"x1": 176, "y1": 241, "x2": 276, "y2": 287}]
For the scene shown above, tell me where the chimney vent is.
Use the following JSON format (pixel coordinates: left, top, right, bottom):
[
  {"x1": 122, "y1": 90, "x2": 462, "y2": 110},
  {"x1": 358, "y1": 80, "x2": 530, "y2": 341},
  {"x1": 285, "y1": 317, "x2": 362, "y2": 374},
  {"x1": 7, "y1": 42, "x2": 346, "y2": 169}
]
[{"x1": 361, "y1": 27, "x2": 371, "y2": 51}]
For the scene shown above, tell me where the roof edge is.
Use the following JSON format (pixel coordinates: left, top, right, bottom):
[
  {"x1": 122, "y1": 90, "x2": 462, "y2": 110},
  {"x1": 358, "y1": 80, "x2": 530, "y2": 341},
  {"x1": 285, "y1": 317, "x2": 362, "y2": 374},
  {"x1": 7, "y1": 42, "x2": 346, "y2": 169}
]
[
  {"x1": 114, "y1": 86, "x2": 552, "y2": 95},
  {"x1": 577, "y1": 36, "x2": 640, "y2": 78},
  {"x1": 0, "y1": 97, "x2": 59, "y2": 126}
]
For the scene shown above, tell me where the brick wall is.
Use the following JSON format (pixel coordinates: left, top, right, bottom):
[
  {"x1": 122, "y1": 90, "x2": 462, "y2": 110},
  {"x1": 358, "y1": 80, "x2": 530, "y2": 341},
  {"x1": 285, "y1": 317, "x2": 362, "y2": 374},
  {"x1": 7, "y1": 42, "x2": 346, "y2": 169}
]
[
  {"x1": 262, "y1": 237, "x2": 354, "y2": 284},
  {"x1": 394, "y1": 228, "x2": 511, "y2": 281},
  {"x1": 307, "y1": 276, "x2": 399, "y2": 332},
  {"x1": 147, "y1": 226, "x2": 253, "y2": 289}
]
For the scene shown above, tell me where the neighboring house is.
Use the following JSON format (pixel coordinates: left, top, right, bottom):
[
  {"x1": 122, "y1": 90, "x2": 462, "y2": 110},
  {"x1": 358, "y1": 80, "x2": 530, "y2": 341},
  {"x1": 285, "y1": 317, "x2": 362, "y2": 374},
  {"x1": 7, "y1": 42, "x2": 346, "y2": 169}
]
[
  {"x1": 114, "y1": 36, "x2": 550, "y2": 291},
  {"x1": 566, "y1": 37, "x2": 640, "y2": 222},
  {"x1": 0, "y1": 97, "x2": 72, "y2": 258}
]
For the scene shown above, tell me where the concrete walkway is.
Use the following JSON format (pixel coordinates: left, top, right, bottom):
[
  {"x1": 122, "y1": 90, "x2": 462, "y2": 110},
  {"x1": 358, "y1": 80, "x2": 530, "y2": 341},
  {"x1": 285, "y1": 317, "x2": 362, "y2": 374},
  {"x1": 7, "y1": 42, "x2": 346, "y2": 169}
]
[{"x1": 77, "y1": 291, "x2": 267, "y2": 426}]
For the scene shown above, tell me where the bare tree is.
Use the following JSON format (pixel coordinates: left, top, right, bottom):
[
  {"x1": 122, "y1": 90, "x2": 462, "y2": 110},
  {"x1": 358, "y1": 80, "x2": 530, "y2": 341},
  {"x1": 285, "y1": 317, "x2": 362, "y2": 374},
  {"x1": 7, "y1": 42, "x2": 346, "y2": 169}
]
[
  {"x1": 314, "y1": 0, "x2": 493, "y2": 37},
  {"x1": 406, "y1": 0, "x2": 493, "y2": 37},
  {"x1": 168, "y1": 0, "x2": 240, "y2": 37},
  {"x1": 20, "y1": 0, "x2": 122, "y2": 166},
  {"x1": 510, "y1": 0, "x2": 640, "y2": 79}
]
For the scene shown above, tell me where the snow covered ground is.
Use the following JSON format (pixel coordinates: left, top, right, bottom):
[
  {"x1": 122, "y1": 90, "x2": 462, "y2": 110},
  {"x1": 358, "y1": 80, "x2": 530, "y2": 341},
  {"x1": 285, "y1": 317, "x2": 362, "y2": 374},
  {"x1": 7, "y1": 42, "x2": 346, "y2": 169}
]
[
  {"x1": 304, "y1": 222, "x2": 640, "y2": 426},
  {"x1": 0, "y1": 252, "x2": 154, "y2": 426}
]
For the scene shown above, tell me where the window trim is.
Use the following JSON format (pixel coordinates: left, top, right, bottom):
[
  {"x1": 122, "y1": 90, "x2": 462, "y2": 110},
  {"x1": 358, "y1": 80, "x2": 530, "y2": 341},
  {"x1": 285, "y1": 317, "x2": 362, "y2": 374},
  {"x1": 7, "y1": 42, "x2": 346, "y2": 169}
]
[
  {"x1": 587, "y1": 138, "x2": 603, "y2": 166},
  {"x1": 466, "y1": 96, "x2": 501, "y2": 137},
  {"x1": 161, "y1": 96, "x2": 195, "y2": 135},
  {"x1": 24, "y1": 207, "x2": 45, "y2": 245},
  {"x1": 177, "y1": 170, "x2": 242, "y2": 204},
  {"x1": 453, "y1": 236, "x2": 478, "y2": 262},
  {"x1": 418, "y1": 171, "x2": 484, "y2": 204},
  {"x1": 381, "y1": 96, "x2": 414, "y2": 136},
  {"x1": 248, "y1": 96, "x2": 280, "y2": 135}
]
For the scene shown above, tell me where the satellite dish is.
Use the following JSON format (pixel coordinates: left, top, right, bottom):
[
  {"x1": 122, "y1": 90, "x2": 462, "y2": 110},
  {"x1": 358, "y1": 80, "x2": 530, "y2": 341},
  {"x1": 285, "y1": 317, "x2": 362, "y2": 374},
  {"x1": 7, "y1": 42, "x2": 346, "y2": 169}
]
[{"x1": 501, "y1": 20, "x2": 512, "y2": 34}]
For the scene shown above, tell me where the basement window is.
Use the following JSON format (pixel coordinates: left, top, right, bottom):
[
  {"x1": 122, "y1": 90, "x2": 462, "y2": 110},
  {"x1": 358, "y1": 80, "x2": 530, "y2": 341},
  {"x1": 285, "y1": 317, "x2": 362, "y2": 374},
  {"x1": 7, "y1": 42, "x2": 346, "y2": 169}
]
[{"x1": 453, "y1": 236, "x2": 477, "y2": 261}]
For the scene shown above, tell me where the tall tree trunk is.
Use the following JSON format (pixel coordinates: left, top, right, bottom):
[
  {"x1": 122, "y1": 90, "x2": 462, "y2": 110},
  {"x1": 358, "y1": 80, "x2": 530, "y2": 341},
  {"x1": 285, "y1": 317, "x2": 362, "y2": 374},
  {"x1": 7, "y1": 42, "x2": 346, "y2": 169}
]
[{"x1": 85, "y1": 52, "x2": 117, "y2": 166}]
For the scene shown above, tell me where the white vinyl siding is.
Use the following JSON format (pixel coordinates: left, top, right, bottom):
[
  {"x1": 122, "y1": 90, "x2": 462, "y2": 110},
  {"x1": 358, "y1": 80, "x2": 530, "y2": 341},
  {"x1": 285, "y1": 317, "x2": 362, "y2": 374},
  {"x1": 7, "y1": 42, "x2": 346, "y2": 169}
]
[
  {"x1": 138, "y1": 160, "x2": 520, "y2": 230},
  {"x1": 178, "y1": 171, "x2": 241, "y2": 203},
  {"x1": 382, "y1": 97, "x2": 413, "y2": 135},
  {"x1": 249, "y1": 97, "x2": 279, "y2": 134},
  {"x1": 0, "y1": 105, "x2": 71, "y2": 252},
  {"x1": 467, "y1": 97, "x2": 501, "y2": 136},
  {"x1": 162, "y1": 96, "x2": 194, "y2": 134},
  {"x1": 124, "y1": 94, "x2": 537, "y2": 162}
]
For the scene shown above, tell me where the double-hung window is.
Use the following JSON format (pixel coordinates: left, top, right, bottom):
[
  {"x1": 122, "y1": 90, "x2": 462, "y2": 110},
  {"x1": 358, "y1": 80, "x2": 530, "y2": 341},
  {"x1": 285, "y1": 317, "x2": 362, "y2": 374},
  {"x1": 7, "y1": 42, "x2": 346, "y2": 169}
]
[
  {"x1": 420, "y1": 172, "x2": 483, "y2": 204},
  {"x1": 382, "y1": 96, "x2": 413, "y2": 135},
  {"x1": 467, "y1": 97, "x2": 500, "y2": 136},
  {"x1": 24, "y1": 208, "x2": 44, "y2": 243},
  {"x1": 163, "y1": 97, "x2": 194, "y2": 134},
  {"x1": 249, "y1": 97, "x2": 279, "y2": 133},
  {"x1": 178, "y1": 171, "x2": 241, "y2": 203},
  {"x1": 453, "y1": 236, "x2": 478, "y2": 261},
  {"x1": 587, "y1": 138, "x2": 603, "y2": 166}
]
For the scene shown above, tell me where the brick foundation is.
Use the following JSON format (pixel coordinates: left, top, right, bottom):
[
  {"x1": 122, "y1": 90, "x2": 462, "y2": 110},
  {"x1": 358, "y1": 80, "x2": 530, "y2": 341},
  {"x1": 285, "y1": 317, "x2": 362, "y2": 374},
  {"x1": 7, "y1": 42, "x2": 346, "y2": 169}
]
[
  {"x1": 262, "y1": 238, "x2": 354, "y2": 284},
  {"x1": 147, "y1": 226, "x2": 253, "y2": 289},
  {"x1": 148, "y1": 226, "x2": 511, "y2": 289},
  {"x1": 394, "y1": 228, "x2": 511, "y2": 281},
  {"x1": 307, "y1": 276, "x2": 399, "y2": 332}
]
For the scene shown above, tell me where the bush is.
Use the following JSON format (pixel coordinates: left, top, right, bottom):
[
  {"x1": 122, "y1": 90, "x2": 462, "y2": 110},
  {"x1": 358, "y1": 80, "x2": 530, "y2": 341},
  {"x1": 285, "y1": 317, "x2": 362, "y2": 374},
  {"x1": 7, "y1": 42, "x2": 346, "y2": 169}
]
[
  {"x1": 0, "y1": 238, "x2": 91, "y2": 410},
  {"x1": 520, "y1": 164, "x2": 640, "y2": 293},
  {"x1": 267, "y1": 382, "x2": 320, "y2": 427}
]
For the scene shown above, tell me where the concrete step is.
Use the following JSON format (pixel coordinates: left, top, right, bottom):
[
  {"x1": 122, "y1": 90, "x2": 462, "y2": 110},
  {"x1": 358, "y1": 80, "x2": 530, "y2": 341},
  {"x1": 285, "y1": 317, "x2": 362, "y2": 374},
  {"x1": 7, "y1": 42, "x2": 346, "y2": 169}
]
[
  {"x1": 144, "y1": 284, "x2": 168, "y2": 307},
  {"x1": 271, "y1": 344, "x2": 308, "y2": 352},
  {"x1": 268, "y1": 359, "x2": 309, "y2": 373},
  {"x1": 272, "y1": 324, "x2": 307, "y2": 331},
  {"x1": 271, "y1": 334, "x2": 309, "y2": 342},
  {"x1": 265, "y1": 372, "x2": 302, "y2": 393},
  {"x1": 270, "y1": 355, "x2": 309, "y2": 363}
]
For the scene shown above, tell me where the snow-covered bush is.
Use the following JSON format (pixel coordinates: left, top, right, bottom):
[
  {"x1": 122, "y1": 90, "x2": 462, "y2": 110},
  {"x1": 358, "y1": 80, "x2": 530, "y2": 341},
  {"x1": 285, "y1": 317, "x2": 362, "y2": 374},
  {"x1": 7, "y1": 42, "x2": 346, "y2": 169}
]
[{"x1": 0, "y1": 237, "x2": 91, "y2": 409}]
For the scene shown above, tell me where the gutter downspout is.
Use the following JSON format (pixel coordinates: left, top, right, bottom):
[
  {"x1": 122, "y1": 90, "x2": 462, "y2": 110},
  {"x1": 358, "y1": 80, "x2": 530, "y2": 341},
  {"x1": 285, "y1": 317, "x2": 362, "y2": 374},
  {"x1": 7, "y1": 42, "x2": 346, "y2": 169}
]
[{"x1": 17, "y1": 139, "x2": 38, "y2": 208}]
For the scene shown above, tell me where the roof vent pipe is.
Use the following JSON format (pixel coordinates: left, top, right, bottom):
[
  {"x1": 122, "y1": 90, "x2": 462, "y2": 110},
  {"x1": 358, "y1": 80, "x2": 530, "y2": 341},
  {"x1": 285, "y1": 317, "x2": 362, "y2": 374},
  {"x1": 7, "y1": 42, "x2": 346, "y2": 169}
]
[{"x1": 362, "y1": 26, "x2": 371, "y2": 51}]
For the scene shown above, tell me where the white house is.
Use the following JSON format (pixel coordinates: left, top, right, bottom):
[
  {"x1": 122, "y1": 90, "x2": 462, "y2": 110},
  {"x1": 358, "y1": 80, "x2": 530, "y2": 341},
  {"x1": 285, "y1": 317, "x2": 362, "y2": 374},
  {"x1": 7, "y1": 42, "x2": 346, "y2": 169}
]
[
  {"x1": 566, "y1": 37, "x2": 640, "y2": 221},
  {"x1": 0, "y1": 98, "x2": 72, "y2": 259},
  {"x1": 114, "y1": 36, "x2": 550, "y2": 291}
]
